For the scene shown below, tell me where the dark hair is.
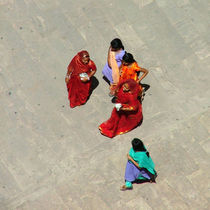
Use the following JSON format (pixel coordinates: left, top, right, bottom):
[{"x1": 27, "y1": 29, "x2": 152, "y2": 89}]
[
  {"x1": 123, "y1": 52, "x2": 135, "y2": 64},
  {"x1": 131, "y1": 138, "x2": 150, "y2": 157},
  {"x1": 110, "y1": 38, "x2": 124, "y2": 50}
]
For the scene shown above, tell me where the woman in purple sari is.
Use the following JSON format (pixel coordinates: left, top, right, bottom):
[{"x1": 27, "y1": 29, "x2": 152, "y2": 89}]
[
  {"x1": 102, "y1": 38, "x2": 125, "y2": 94},
  {"x1": 121, "y1": 138, "x2": 157, "y2": 191}
]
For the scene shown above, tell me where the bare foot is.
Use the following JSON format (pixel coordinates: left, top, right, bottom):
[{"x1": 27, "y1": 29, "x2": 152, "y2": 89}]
[{"x1": 120, "y1": 185, "x2": 133, "y2": 191}]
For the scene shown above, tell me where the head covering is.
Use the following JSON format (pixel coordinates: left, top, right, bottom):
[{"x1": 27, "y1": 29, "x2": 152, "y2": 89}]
[
  {"x1": 77, "y1": 50, "x2": 89, "y2": 60},
  {"x1": 67, "y1": 50, "x2": 90, "y2": 76},
  {"x1": 117, "y1": 79, "x2": 140, "y2": 97}
]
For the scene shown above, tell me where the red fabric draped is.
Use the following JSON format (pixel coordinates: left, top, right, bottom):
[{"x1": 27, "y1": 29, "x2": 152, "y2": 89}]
[
  {"x1": 66, "y1": 51, "x2": 96, "y2": 108},
  {"x1": 99, "y1": 79, "x2": 143, "y2": 138}
]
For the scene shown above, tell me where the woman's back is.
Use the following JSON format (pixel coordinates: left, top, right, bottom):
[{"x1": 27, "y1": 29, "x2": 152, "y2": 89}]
[{"x1": 129, "y1": 148, "x2": 155, "y2": 174}]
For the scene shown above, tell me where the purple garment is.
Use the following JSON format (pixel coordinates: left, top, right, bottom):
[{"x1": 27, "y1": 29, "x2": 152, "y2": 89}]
[
  {"x1": 124, "y1": 161, "x2": 150, "y2": 182},
  {"x1": 102, "y1": 50, "x2": 125, "y2": 83}
]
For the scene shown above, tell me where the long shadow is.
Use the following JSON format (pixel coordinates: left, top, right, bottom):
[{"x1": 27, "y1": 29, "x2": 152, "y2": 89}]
[
  {"x1": 133, "y1": 179, "x2": 155, "y2": 184},
  {"x1": 137, "y1": 117, "x2": 143, "y2": 127},
  {"x1": 86, "y1": 76, "x2": 99, "y2": 102},
  {"x1": 103, "y1": 75, "x2": 111, "y2": 85},
  {"x1": 111, "y1": 96, "x2": 117, "y2": 103},
  {"x1": 141, "y1": 83, "x2": 150, "y2": 92},
  {"x1": 138, "y1": 83, "x2": 150, "y2": 103}
]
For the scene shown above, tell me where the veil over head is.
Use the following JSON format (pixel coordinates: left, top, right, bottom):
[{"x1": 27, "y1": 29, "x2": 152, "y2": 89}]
[
  {"x1": 117, "y1": 79, "x2": 140, "y2": 97},
  {"x1": 67, "y1": 50, "x2": 90, "y2": 76}
]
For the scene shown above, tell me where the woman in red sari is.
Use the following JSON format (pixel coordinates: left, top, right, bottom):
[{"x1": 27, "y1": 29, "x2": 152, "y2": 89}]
[
  {"x1": 65, "y1": 51, "x2": 97, "y2": 108},
  {"x1": 99, "y1": 79, "x2": 143, "y2": 138}
]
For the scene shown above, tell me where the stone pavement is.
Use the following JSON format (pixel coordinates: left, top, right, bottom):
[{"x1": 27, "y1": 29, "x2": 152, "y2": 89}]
[{"x1": 0, "y1": 0, "x2": 210, "y2": 209}]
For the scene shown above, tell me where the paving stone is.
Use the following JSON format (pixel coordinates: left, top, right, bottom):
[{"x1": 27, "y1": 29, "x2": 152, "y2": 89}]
[
  {"x1": 0, "y1": 0, "x2": 209, "y2": 209},
  {"x1": 166, "y1": 176, "x2": 209, "y2": 209}
]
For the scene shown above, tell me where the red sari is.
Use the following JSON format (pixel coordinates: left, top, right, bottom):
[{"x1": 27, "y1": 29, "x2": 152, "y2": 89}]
[
  {"x1": 66, "y1": 51, "x2": 96, "y2": 108},
  {"x1": 99, "y1": 79, "x2": 143, "y2": 138}
]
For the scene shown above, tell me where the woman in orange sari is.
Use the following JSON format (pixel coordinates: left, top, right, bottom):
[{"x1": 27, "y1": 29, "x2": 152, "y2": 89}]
[
  {"x1": 120, "y1": 53, "x2": 148, "y2": 83},
  {"x1": 99, "y1": 79, "x2": 143, "y2": 138},
  {"x1": 110, "y1": 52, "x2": 148, "y2": 96},
  {"x1": 65, "y1": 51, "x2": 97, "y2": 108}
]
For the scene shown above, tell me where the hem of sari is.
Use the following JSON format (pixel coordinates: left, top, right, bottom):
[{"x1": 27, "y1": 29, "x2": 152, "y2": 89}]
[
  {"x1": 98, "y1": 126, "x2": 114, "y2": 138},
  {"x1": 99, "y1": 124, "x2": 137, "y2": 138},
  {"x1": 67, "y1": 76, "x2": 91, "y2": 108},
  {"x1": 116, "y1": 129, "x2": 130, "y2": 136},
  {"x1": 139, "y1": 168, "x2": 157, "y2": 182},
  {"x1": 69, "y1": 102, "x2": 85, "y2": 108}
]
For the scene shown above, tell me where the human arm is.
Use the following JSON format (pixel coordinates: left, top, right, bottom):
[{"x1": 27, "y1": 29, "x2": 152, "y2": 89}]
[
  {"x1": 110, "y1": 51, "x2": 120, "y2": 84},
  {"x1": 88, "y1": 60, "x2": 97, "y2": 78},
  {"x1": 127, "y1": 154, "x2": 141, "y2": 169},
  {"x1": 137, "y1": 68, "x2": 148, "y2": 84},
  {"x1": 88, "y1": 68, "x2": 96, "y2": 78},
  {"x1": 81, "y1": 69, "x2": 96, "y2": 82},
  {"x1": 119, "y1": 99, "x2": 138, "y2": 112},
  {"x1": 65, "y1": 66, "x2": 74, "y2": 84},
  {"x1": 120, "y1": 105, "x2": 137, "y2": 111},
  {"x1": 107, "y1": 46, "x2": 112, "y2": 67},
  {"x1": 82, "y1": 61, "x2": 97, "y2": 82}
]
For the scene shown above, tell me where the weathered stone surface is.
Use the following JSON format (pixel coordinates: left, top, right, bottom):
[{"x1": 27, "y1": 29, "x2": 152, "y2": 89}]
[{"x1": 0, "y1": 0, "x2": 209, "y2": 209}]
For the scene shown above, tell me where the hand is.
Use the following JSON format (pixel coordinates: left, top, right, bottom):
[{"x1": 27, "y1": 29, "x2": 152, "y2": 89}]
[
  {"x1": 81, "y1": 77, "x2": 89, "y2": 82},
  {"x1": 65, "y1": 76, "x2": 70, "y2": 84},
  {"x1": 110, "y1": 51, "x2": 115, "y2": 57}
]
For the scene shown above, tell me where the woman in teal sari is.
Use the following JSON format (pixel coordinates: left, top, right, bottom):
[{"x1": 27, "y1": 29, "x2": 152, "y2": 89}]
[{"x1": 121, "y1": 138, "x2": 157, "y2": 191}]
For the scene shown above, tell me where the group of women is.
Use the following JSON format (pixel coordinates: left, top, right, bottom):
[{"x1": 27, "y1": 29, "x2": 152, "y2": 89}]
[{"x1": 65, "y1": 38, "x2": 156, "y2": 190}]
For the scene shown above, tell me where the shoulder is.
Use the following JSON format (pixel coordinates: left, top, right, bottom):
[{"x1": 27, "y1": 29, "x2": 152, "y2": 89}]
[
  {"x1": 121, "y1": 64, "x2": 127, "y2": 70},
  {"x1": 121, "y1": 50, "x2": 125, "y2": 55},
  {"x1": 129, "y1": 148, "x2": 135, "y2": 156},
  {"x1": 120, "y1": 50, "x2": 125, "y2": 58},
  {"x1": 132, "y1": 62, "x2": 141, "y2": 71},
  {"x1": 117, "y1": 50, "x2": 125, "y2": 59}
]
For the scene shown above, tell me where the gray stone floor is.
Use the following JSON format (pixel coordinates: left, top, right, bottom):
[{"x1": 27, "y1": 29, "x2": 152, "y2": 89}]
[{"x1": 0, "y1": 0, "x2": 210, "y2": 209}]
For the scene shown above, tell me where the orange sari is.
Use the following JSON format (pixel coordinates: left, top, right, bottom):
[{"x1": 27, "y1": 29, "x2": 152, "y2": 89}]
[
  {"x1": 110, "y1": 57, "x2": 142, "y2": 95},
  {"x1": 120, "y1": 62, "x2": 142, "y2": 94},
  {"x1": 120, "y1": 62, "x2": 141, "y2": 81}
]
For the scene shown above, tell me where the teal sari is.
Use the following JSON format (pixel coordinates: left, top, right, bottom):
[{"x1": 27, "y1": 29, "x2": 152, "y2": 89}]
[
  {"x1": 125, "y1": 148, "x2": 156, "y2": 188},
  {"x1": 129, "y1": 148, "x2": 156, "y2": 176}
]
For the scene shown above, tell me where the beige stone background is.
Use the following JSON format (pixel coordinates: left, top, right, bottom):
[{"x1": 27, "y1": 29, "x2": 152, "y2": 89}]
[{"x1": 0, "y1": 0, "x2": 210, "y2": 209}]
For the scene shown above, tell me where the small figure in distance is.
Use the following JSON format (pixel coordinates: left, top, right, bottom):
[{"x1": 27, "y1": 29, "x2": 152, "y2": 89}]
[
  {"x1": 65, "y1": 51, "x2": 97, "y2": 108},
  {"x1": 111, "y1": 52, "x2": 149, "y2": 99},
  {"x1": 120, "y1": 52, "x2": 148, "y2": 88},
  {"x1": 121, "y1": 138, "x2": 157, "y2": 191},
  {"x1": 102, "y1": 38, "x2": 125, "y2": 95},
  {"x1": 99, "y1": 79, "x2": 143, "y2": 138}
]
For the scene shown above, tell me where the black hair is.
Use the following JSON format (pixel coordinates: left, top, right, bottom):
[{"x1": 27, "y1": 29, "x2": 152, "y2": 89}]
[
  {"x1": 110, "y1": 38, "x2": 124, "y2": 50},
  {"x1": 122, "y1": 52, "x2": 135, "y2": 64},
  {"x1": 131, "y1": 138, "x2": 150, "y2": 157}
]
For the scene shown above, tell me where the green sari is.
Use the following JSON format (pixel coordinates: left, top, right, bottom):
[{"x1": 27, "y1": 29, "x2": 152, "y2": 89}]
[{"x1": 129, "y1": 147, "x2": 156, "y2": 176}]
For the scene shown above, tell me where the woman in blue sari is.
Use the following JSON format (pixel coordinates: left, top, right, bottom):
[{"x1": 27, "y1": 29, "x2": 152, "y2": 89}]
[{"x1": 121, "y1": 138, "x2": 157, "y2": 191}]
